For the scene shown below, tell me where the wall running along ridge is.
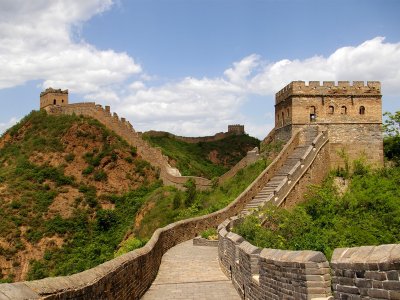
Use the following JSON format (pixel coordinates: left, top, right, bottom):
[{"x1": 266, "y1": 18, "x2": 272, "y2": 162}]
[{"x1": 44, "y1": 103, "x2": 212, "y2": 190}]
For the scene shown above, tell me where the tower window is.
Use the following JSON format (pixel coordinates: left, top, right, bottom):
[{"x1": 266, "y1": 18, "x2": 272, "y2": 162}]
[
  {"x1": 281, "y1": 112, "x2": 284, "y2": 126},
  {"x1": 309, "y1": 106, "x2": 316, "y2": 122},
  {"x1": 53, "y1": 99, "x2": 56, "y2": 105},
  {"x1": 62, "y1": 99, "x2": 64, "y2": 103},
  {"x1": 328, "y1": 105, "x2": 334, "y2": 114},
  {"x1": 286, "y1": 108, "x2": 290, "y2": 118},
  {"x1": 341, "y1": 106, "x2": 347, "y2": 115},
  {"x1": 359, "y1": 106, "x2": 365, "y2": 115}
]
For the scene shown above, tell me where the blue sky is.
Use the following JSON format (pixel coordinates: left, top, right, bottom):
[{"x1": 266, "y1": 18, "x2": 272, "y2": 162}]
[{"x1": 0, "y1": 0, "x2": 399, "y2": 138}]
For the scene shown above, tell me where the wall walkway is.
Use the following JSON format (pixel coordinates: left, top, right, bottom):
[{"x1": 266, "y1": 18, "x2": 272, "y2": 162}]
[{"x1": 142, "y1": 239, "x2": 239, "y2": 300}]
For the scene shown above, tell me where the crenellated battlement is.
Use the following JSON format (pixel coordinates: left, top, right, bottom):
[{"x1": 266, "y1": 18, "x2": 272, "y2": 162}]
[
  {"x1": 40, "y1": 87, "x2": 68, "y2": 97},
  {"x1": 276, "y1": 81, "x2": 381, "y2": 104},
  {"x1": 228, "y1": 124, "x2": 245, "y2": 135}
]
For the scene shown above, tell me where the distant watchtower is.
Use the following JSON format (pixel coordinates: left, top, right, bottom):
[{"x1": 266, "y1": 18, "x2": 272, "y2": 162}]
[
  {"x1": 228, "y1": 124, "x2": 245, "y2": 135},
  {"x1": 274, "y1": 81, "x2": 383, "y2": 167},
  {"x1": 40, "y1": 88, "x2": 69, "y2": 109}
]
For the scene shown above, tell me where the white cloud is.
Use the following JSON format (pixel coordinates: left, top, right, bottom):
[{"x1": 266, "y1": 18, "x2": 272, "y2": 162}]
[
  {"x1": 112, "y1": 37, "x2": 400, "y2": 138},
  {"x1": 0, "y1": 117, "x2": 19, "y2": 134},
  {"x1": 0, "y1": 0, "x2": 141, "y2": 93},
  {"x1": 0, "y1": 0, "x2": 399, "y2": 140}
]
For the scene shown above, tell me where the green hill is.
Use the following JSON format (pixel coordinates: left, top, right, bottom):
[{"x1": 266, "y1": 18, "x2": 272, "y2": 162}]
[
  {"x1": 142, "y1": 133, "x2": 260, "y2": 179},
  {"x1": 0, "y1": 110, "x2": 159, "y2": 282},
  {"x1": 0, "y1": 110, "x2": 265, "y2": 282}
]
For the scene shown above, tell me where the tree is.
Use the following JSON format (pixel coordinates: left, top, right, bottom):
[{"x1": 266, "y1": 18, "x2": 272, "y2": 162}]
[
  {"x1": 184, "y1": 178, "x2": 196, "y2": 207},
  {"x1": 383, "y1": 111, "x2": 400, "y2": 165}
]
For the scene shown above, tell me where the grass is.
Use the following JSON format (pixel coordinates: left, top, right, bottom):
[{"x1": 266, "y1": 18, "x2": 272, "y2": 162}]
[{"x1": 143, "y1": 133, "x2": 260, "y2": 179}]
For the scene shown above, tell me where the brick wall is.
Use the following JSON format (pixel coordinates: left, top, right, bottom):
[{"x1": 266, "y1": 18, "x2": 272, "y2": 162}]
[
  {"x1": 219, "y1": 218, "x2": 400, "y2": 300},
  {"x1": 218, "y1": 218, "x2": 332, "y2": 299},
  {"x1": 331, "y1": 244, "x2": 400, "y2": 299}
]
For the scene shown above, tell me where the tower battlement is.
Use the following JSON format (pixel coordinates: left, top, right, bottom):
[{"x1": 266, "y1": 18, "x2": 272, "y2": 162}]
[
  {"x1": 228, "y1": 124, "x2": 245, "y2": 135},
  {"x1": 273, "y1": 80, "x2": 383, "y2": 168},
  {"x1": 276, "y1": 81, "x2": 381, "y2": 104},
  {"x1": 40, "y1": 87, "x2": 69, "y2": 109}
]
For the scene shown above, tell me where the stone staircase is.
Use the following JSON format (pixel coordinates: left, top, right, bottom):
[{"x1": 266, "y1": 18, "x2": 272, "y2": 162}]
[{"x1": 241, "y1": 127, "x2": 318, "y2": 214}]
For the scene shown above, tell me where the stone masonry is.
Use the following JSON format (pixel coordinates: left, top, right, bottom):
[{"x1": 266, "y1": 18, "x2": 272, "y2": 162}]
[
  {"x1": 273, "y1": 81, "x2": 383, "y2": 169},
  {"x1": 40, "y1": 88, "x2": 69, "y2": 109}
]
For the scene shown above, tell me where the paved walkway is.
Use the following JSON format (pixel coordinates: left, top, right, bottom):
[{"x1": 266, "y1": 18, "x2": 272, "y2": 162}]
[{"x1": 142, "y1": 240, "x2": 240, "y2": 300}]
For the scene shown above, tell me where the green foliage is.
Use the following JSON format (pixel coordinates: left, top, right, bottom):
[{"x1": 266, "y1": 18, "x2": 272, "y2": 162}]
[
  {"x1": 135, "y1": 159, "x2": 268, "y2": 239},
  {"x1": 27, "y1": 183, "x2": 160, "y2": 279},
  {"x1": 383, "y1": 111, "x2": 400, "y2": 137},
  {"x1": 260, "y1": 140, "x2": 284, "y2": 158},
  {"x1": 200, "y1": 228, "x2": 218, "y2": 240},
  {"x1": 96, "y1": 210, "x2": 118, "y2": 231},
  {"x1": 172, "y1": 193, "x2": 181, "y2": 209},
  {"x1": 114, "y1": 237, "x2": 147, "y2": 257},
  {"x1": 383, "y1": 111, "x2": 400, "y2": 165},
  {"x1": 184, "y1": 178, "x2": 196, "y2": 207},
  {"x1": 64, "y1": 153, "x2": 75, "y2": 163},
  {"x1": 143, "y1": 133, "x2": 260, "y2": 179},
  {"x1": 235, "y1": 165, "x2": 400, "y2": 259},
  {"x1": 0, "y1": 110, "x2": 162, "y2": 282},
  {"x1": 93, "y1": 170, "x2": 107, "y2": 181}
]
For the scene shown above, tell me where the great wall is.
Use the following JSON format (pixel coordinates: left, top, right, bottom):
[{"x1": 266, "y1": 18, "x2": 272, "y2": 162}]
[{"x1": 1, "y1": 81, "x2": 398, "y2": 300}]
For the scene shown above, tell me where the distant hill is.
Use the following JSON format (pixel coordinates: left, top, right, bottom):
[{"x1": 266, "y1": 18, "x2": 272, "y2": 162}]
[
  {"x1": 142, "y1": 132, "x2": 260, "y2": 179},
  {"x1": 0, "y1": 110, "x2": 159, "y2": 282}
]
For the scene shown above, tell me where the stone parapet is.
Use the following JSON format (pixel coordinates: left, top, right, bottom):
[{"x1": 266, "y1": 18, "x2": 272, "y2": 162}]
[
  {"x1": 218, "y1": 218, "x2": 332, "y2": 299},
  {"x1": 276, "y1": 81, "x2": 381, "y2": 105},
  {"x1": 331, "y1": 244, "x2": 400, "y2": 299}
]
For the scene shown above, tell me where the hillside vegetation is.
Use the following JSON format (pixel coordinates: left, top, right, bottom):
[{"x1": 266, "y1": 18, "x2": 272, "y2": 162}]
[
  {"x1": 133, "y1": 159, "x2": 268, "y2": 239},
  {"x1": 235, "y1": 162, "x2": 400, "y2": 260},
  {"x1": 0, "y1": 110, "x2": 266, "y2": 282},
  {"x1": 143, "y1": 133, "x2": 260, "y2": 179},
  {"x1": 0, "y1": 110, "x2": 159, "y2": 282}
]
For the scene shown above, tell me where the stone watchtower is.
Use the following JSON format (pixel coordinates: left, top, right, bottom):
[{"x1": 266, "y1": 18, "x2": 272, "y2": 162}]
[
  {"x1": 40, "y1": 88, "x2": 69, "y2": 109},
  {"x1": 228, "y1": 124, "x2": 245, "y2": 135},
  {"x1": 274, "y1": 81, "x2": 383, "y2": 167}
]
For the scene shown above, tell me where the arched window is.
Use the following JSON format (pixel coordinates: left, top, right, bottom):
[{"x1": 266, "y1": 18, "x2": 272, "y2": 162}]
[
  {"x1": 309, "y1": 106, "x2": 316, "y2": 122},
  {"x1": 359, "y1": 106, "x2": 365, "y2": 115},
  {"x1": 341, "y1": 106, "x2": 347, "y2": 115},
  {"x1": 62, "y1": 99, "x2": 64, "y2": 103},
  {"x1": 328, "y1": 105, "x2": 334, "y2": 114},
  {"x1": 281, "y1": 111, "x2": 284, "y2": 126},
  {"x1": 53, "y1": 99, "x2": 56, "y2": 105},
  {"x1": 286, "y1": 108, "x2": 290, "y2": 118}
]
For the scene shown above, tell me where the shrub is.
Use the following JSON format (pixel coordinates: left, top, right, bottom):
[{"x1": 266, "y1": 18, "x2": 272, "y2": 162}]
[
  {"x1": 94, "y1": 170, "x2": 107, "y2": 181},
  {"x1": 64, "y1": 153, "x2": 75, "y2": 163},
  {"x1": 96, "y1": 210, "x2": 118, "y2": 231},
  {"x1": 82, "y1": 165, "x2": 94, "y2": 175},
  {"x1": 200, "y1": 228, "x2": 218, "y2": 240},
  {"x1": 184, "y1": 178, "x2": 196, "y2": 207}
]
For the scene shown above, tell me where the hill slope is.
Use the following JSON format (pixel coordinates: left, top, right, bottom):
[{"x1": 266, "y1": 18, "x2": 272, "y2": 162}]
[
  {"x1": 143, "y1": 133, "x2": 260, "y2": 179},
  {"x1": 0, "y1": 110, "x2": 159, "y2": 282}
]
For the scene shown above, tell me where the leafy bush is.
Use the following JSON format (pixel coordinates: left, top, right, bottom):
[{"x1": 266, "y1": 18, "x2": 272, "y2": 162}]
[
  {"x1": 200, "y1": 228, "x2": 218, "y2": 240},
  {"x1": 93, "y1": 170, "x2": 107, "y2": 181},
  {"x1": 114, "y1": 237, "x2": 146, "y2": 257},
  {"x1": 234, "y1": 166, "x2": 400, "y2": 259}
]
